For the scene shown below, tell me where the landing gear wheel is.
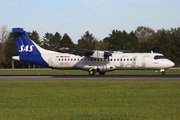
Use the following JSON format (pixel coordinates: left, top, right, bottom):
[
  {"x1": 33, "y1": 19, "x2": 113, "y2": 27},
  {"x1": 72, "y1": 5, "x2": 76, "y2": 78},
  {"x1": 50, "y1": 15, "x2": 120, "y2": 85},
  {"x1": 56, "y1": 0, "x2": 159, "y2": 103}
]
[
  {"x1": 161, "y1": 71, "x2": 165, "y2": 75},
  {"x1": 89, "y1": 69, "x2": 96, "y2": 75},
  {"x1": 99, "y1": 72, "x2": 105, "y2": 75},
  {"x1": 160, "y1": 69, "x2": 166, "y2": 75}
]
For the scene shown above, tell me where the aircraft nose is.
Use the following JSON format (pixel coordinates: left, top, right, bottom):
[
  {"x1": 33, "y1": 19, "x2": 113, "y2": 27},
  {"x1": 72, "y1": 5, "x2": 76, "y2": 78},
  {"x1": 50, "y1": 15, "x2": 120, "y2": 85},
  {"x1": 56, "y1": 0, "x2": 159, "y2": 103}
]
[{"x1": 168, "y1": 61, "x2": 175, "y2": 67}]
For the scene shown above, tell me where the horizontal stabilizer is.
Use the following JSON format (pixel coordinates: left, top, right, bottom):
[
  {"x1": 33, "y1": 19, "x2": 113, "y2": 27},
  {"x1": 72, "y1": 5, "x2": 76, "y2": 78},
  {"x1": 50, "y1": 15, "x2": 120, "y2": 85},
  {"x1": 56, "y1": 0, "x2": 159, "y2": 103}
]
[
  {"x1": 12, "y1": 28, "x2": 26, "y2": 33},
  {"x1": 12, "y1": 56, "x2": 20, "y2": 61}
]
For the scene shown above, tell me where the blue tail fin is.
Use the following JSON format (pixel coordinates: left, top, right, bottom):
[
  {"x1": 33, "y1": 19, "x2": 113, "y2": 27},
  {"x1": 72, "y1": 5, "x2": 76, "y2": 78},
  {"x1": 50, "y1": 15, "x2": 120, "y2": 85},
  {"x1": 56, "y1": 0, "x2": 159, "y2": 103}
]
[
  {"x1": 12, "y1": 28, "x2": 41, "y2": 56},
  {"x1": 12, "y1": 28, "x2": 49, "y2": 67}
]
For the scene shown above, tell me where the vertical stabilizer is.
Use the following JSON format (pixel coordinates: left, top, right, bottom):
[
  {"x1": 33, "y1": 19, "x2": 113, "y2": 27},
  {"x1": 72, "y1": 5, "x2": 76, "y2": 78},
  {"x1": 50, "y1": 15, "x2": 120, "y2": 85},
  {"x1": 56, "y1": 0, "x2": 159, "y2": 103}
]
[
  {"x1": 12, "y1": 28, "x2": 49, "y2": 67},
  {"x1": 12, "y1": 28, "x2": 41, "y2": 56}
]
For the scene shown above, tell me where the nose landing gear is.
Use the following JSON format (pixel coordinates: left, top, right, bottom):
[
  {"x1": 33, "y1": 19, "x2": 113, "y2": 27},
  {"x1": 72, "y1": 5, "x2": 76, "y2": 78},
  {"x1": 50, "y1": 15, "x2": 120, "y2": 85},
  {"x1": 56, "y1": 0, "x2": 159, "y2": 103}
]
[{"x1": 160, "y1": 69, "x2": 166, "y2": 75}]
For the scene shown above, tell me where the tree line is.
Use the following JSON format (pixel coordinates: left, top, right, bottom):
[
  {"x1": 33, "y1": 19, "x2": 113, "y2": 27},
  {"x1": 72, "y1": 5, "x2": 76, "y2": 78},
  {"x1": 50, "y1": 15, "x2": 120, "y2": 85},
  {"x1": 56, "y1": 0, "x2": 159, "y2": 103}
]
[{"x1": 0, "y1": 25, "x2": 180, "y2": 68}]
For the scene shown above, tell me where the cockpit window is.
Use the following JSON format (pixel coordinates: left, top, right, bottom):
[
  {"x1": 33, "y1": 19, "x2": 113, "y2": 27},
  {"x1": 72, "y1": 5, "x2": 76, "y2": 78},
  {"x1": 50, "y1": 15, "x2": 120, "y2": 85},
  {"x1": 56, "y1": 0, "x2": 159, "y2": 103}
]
[{"x1": 154, "y1": 55, "x2": 166, "y2": 60}]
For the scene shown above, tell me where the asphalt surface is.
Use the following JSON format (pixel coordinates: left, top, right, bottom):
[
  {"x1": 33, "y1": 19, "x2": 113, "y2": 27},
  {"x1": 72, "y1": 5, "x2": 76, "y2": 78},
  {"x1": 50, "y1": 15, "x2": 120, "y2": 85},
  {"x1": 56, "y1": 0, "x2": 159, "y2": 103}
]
[{"x1": 0, "y1": 75, "x2": 180, "y2": 80}]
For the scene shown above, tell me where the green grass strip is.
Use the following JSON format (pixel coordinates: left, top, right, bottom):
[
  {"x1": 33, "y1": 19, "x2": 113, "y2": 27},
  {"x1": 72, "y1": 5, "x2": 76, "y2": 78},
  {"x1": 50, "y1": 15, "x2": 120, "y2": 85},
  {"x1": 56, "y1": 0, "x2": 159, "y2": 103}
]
[{"x1": 0, "y1": 80, "x2": 180, "y2": 120}]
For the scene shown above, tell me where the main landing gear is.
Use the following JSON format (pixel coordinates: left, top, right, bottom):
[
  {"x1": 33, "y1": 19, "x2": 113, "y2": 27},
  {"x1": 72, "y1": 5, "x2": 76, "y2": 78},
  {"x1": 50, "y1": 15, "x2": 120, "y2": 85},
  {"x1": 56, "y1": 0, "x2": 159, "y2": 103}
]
[
  {"x1": 89, "y1": 69, "x2": 105, "y2": 75},
  {"x1": 89, "y1": 69, "x2": 96, "y2": 75}
]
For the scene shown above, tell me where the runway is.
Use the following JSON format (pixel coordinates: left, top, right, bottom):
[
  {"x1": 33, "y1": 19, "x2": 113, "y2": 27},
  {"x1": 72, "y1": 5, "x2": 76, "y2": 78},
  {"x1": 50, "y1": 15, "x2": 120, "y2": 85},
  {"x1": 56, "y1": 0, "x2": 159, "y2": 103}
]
[{"x1": 0, "y1": 75, "x2": 180, "y2": 80}]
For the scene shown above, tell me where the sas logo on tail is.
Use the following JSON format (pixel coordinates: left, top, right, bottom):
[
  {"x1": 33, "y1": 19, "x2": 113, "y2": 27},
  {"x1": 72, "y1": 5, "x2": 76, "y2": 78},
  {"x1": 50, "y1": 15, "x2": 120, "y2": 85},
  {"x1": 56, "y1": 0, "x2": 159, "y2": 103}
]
[{"x1": 19, "y1": 45, "x2": 34, "y2": 52}]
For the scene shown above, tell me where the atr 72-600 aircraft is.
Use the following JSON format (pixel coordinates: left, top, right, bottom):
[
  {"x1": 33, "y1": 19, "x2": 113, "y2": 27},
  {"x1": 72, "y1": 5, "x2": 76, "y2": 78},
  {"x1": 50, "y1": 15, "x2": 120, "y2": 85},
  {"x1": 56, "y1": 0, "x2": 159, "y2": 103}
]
[{"x1": 12, "y1": 28, "x2": 174, "y2": 75}]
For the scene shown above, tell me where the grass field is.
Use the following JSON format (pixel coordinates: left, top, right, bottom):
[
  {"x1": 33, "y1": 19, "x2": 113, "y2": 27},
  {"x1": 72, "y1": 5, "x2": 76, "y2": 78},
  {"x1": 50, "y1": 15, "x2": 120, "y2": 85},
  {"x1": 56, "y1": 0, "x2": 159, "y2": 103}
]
[
  {"x1": 0, "y1": 80, "x2": 180, "y2": 120},
  {"x1": 0, "y1": 69, "x2": 180, "y2": 119}
]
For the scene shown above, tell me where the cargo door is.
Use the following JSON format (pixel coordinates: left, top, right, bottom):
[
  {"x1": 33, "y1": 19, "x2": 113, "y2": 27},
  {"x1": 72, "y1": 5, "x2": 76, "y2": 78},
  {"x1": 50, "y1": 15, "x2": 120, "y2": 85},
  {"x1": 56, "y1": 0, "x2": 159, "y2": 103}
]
[{"x1": 48, "y1": 58, "x2": 53, "y2": 67}]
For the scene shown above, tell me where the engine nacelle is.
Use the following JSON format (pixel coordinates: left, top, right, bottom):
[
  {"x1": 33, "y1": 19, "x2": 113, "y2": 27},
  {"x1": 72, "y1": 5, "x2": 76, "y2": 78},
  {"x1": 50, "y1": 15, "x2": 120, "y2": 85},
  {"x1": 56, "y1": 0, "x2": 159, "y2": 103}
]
[{"x1": 90, "y1": 51, "x2": 112, "y2": 59}]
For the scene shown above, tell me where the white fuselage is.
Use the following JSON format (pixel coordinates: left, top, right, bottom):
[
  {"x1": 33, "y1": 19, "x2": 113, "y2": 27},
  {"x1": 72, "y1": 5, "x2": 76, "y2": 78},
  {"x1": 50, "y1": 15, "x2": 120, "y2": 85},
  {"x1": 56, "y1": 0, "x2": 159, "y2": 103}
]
[{"x1": 39, "y1": 52, "x2": 174, "y2": 72}]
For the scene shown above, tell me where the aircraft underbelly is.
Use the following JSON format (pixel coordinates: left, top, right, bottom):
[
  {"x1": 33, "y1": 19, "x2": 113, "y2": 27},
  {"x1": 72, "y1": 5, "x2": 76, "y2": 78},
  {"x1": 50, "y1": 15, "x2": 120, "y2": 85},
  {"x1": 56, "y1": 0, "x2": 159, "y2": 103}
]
[{"x1": 74, "y1": 62, "x2": 116, "y2": 71}]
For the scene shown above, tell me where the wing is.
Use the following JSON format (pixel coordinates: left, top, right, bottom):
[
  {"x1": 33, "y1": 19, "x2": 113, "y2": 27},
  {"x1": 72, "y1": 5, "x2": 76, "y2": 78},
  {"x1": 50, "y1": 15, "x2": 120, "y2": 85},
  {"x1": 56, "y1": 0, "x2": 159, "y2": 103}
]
[
  {"x1": 59, "y1": 47, "x2": 94, "y2": 56},
  {"x1": 59, "y1": 47, "x2": 112, "y2": 59}
]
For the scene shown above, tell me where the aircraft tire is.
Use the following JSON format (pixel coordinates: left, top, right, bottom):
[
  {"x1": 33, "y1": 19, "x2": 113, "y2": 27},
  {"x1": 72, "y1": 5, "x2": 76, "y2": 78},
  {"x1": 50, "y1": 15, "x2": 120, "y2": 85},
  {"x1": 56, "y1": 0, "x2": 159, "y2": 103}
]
[
  {"x1": 161, "y1": 71, "x2": 165, "y2": 75},
  {"x1": 89, "y1": 69, "x2": 96, "y2": 75}
]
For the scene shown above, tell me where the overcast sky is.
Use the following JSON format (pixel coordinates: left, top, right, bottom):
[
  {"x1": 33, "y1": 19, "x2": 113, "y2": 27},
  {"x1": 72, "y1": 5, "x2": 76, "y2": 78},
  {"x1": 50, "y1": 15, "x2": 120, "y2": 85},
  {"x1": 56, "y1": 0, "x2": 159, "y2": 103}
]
[{"x1": 0, "y1": 0, "x2": 179, "y2": 43}]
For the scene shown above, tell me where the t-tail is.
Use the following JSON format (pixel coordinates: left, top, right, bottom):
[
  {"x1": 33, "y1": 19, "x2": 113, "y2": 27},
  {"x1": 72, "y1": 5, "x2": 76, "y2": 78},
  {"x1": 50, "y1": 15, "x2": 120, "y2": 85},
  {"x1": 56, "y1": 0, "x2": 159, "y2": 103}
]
[{"x1": 12, "y1": 28, "x2": 53, "y2": 67}]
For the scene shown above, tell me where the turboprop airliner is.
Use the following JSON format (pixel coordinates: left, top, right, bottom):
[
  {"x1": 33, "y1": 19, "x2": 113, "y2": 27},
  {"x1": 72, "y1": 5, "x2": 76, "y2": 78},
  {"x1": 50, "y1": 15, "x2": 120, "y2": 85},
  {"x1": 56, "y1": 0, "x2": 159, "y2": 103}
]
[{"x1": 12, "y1": 28, "x2": 174, "y2": 75}]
